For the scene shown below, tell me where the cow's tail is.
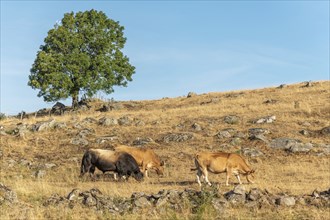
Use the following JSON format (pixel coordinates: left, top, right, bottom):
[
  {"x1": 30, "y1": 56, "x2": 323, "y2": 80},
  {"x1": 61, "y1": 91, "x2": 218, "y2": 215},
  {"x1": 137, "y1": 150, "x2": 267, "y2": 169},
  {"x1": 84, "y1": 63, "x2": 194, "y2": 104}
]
[
  {"x1": 191, "y1": 153, "x2": 200, "y2": 171},
  {"x1": 80, "y1": 150, "x2": 92, "y2": 176}
]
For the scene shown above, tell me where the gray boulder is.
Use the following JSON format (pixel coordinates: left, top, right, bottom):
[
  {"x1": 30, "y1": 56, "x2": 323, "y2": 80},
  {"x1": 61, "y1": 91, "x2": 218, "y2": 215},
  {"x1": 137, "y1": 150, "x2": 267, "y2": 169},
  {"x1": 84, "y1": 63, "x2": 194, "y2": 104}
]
[
  {"x1": 320, "y1": 126, "x2": 330, "y2": 136},
  {"x1": 269, "y1": 138, "x2": 301, "y2": 150},
  {"x1": 0, "y1": 183, "x2": 18, "y2": 204},
  {"x1": 71, "y1": 137, "x2": 89, "y2": 146},
  {"x1": 118, "y1": 116, "x2": 133, "y2": 126},
  {"x1": 287, "y1": 143, "x2": 313, "y2": 153},
  {"x1": 275, "y1": 196, "x2": 296, "y2": 206},
  {"x1": 224, "y1": 115, "x2": 240, "y2": 124},
  {"x1": 163, "y1": 132, "x2": 194, "y2": 143},
  {"x1": 192, "y1": 123, "x2": 202, "y2": 131},
  {"x1": 99, "y1": 117, "x2": 118, "y2": 126},
  {"x1": 133, "y1": 137, "x2": 154, "y2": 146},
  {"x1": 252, "y1": 115, "x2": 276, "y2": 124},
  {"x1": 187, "y1": 92, "x2": 197, "y2": 98},
  {"x1": 32, "y1": 119, "x2": 57, "y2": 132},
  {"x1": 249, "y1": 128, "x2": 271, "y2": 136},
  {"x1": 225, "y1": 185, "x2": 246, "y2": 204},
  {"x1": 242, "y1": 147, "x2": 264, "y2": 157}
]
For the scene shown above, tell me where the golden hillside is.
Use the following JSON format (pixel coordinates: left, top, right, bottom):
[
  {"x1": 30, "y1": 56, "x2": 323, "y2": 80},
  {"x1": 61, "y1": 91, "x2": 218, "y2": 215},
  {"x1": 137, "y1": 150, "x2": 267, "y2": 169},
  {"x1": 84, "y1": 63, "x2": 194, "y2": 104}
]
[{"x1": 1, "y1": 80, "x2": 329, "y2": 219}]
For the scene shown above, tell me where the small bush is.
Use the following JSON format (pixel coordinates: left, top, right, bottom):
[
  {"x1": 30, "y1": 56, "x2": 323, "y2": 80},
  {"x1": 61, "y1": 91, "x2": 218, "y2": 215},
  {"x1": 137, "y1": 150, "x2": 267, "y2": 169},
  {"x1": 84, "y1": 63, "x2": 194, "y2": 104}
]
[{"x1": 0, "y1": 113, "x2": 6, "y2": 120}]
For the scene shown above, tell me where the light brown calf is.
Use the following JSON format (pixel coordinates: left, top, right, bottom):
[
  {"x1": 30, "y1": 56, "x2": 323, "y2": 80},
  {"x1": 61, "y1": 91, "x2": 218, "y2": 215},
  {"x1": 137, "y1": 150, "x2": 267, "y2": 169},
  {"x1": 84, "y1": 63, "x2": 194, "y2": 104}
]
[
  {"x1": 114, "y1": 145, "x2": 164, "y2": 177},
  {"x1": 192, "y1": 151, "x2": 255, "y2": 186}
]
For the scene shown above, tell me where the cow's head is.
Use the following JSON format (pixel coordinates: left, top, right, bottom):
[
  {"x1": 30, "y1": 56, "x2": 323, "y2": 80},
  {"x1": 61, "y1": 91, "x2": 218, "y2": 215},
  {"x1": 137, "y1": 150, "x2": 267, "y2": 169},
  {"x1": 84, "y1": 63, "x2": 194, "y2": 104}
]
[
  {"x1": 155, "y1": 161, "x2": 165, "y2": 176},
  {"x1": 133, "y1": 171, "x2": 144, "y2": 181},
  {"x1": 246, "y1": 169, "x2": 256, "y2": 183}
]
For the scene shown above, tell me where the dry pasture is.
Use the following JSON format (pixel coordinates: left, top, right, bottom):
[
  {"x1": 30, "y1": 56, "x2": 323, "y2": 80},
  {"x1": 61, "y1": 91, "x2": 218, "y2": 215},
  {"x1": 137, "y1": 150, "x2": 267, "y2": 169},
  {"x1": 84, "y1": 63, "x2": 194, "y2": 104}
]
[{"x1": 0, "y1": 81, "x2": 329, "y2": 219}]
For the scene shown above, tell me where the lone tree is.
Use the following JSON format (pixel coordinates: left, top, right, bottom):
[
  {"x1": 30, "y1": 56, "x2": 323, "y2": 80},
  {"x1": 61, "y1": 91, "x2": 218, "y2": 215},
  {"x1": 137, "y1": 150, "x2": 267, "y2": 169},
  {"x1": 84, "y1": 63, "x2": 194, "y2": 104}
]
[{"x1": 28, "y1": 9, "x2": 135, "y2": 108}]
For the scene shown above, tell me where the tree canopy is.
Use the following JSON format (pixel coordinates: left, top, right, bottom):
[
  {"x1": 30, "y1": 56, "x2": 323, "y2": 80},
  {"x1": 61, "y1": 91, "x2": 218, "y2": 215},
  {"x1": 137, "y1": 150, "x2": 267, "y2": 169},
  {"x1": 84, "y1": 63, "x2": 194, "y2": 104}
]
[{"x1": 28, "y1": 9, "x2": 135, "y2": 108}]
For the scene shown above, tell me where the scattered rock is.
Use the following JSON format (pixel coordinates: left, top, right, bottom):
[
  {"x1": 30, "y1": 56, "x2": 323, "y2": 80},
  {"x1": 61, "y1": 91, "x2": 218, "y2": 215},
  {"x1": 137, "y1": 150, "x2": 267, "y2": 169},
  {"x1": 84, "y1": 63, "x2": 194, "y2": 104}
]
[
  {"x1": 301, "y1": 121, "x2": 311, "y2": 127},
  {"x1": 51, "y1": 102, "x2": 66, "y2": 115},
  {"x1": 98, "y1": 104, "x2": 111, "y2": 112},
  {"x1": 299, "y1": 130, "x2": 309, "y2": 136},
  {"x1": 276, "y1": 196, "x2": 296, "y2": 206},
  {"x1": 263, "y1": 99, "x2": 277, "y2": 104},
  {"x1": 77, "y1": 128, "x2": 95, "y2": 138},
  {"x1": 118, "y1": 116, "x2": 133, "y2": 126},
  {"x1": 248, "y1": 128, "x2": 271, "y2": 136},
  {"x1": 34, "y1": 170, "x2": 46, "y2": 179},
  {"x1": 44, "y1": 163, "x2": 57, "y2": 169},
  {"x1": 277, "y1": 84, "x2": 287, "y2": 89},
  {"x1": 83, "y1": 195, "x2": 97, "y2": 207},
  {"x1": 224, "y1": 115, "x2": 240, "y2": 124},
  {"x1": 54, "y1": 122, "x2": 67, "y2": 130},
  {"x1": 225, "y1": 185, "x2": 246, "y2": 204},
  {"x1": 163, "y1": 132, "x2": 194, "y2": 143},
  {"x1": 302, "y1": 81, "x2": 313, "y2": 88},
  {"x1": 95, "y1": 136, "x2": 119, "y2": 144},
  {"x1": 242, "y1": 148, "x2": 264, "y2": 157},
  {"x1": 187, "y1": 92, "x2": 197, "y2": 98},
  {"x1": 82, "y1": 117, "x2": 98, "y2": 124},
  {"x1": 252, "y1": 116, "x2": 276, "y2": 124},
  {"x1": 320, "y1": 126, "x2": 330, "y2": 136},
  {"x1": 32, "y1": 119, "x2": 57, "y2": 132},
  {"x1": 215, "y1": 130, "x2": 232, "y2": 139},
  {"x1": 287, "y1": 143, "x2": 313, "y2": 153},
  {"x1": 0, "y1": 183, "x2": 18, "y2": 204},
  {"x1": 230, "y1": 137, "x2": 242, "y2": 145},
  {"x1": 99, "y1": 117, "x2": 118, "y2": 126},
  {"x1": 269, "y1": 138, "x2": 300, "y2": 150},
  {"x1": 135, "y1": 120, "x2": 146, "y2": 127},
  {"x1": 133, "y1": 137, "x2": 154, "y2": 146},
  {"x1": 67, "y1": 189, "x2": 82, "y2": 201},
  {"x1": 134, "y1": 196, "x2": 152, "y2": 208},
  {"x1": 43, "y1": 187, "x2": 330, "y2": 215},
  {"x1": 71, "y1": 137, "x2": 89, "y2": 146},
  {"x1": 247, "y1": 188, "x2": 263, "y2": 201},
  {"x1": 192, "y1": 123, "x2": 202, "y2": 131},
  {"x1": 269, "y1": 137, "x2": 313, "y2": 153},
  {"x1": 318, "y1": 144, "x2": 330, "y2": 155},
  {"x1": 13, "y1": 123, "x2": 29, "y2": 137},
  {"x1": 249, "y1": 134, "x2": 269, "y2": 143}
]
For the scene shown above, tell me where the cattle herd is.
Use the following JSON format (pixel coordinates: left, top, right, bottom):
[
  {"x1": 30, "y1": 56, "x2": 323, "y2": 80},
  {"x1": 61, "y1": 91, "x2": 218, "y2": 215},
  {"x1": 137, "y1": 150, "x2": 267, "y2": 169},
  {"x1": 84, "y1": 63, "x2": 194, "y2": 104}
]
[{"x1": 80, "y1": 144, "x2": 255, "y2": 186}]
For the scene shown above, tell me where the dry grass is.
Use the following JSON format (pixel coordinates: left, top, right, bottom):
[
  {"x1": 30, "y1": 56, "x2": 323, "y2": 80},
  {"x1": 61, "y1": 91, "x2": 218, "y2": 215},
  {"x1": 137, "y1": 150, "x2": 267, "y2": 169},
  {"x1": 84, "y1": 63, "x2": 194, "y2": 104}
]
[{"x1": 1, "y1": 81, "x2": 330, "y2": 219}]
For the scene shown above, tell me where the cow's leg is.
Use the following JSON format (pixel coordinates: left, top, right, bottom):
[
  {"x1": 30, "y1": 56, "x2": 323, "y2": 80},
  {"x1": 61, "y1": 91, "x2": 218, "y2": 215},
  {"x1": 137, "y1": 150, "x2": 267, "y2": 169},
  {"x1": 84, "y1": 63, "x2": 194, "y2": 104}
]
[
  {"x1": 141, "y1": 163, "x2": 148, "y2": 178},
  {"x1": 232, "y1": 170, "x2": 242, "y2": 184},
  {"x1": 226, "y1": 168, "x2": 232, "y2": 186},
  {"x1": 235, "y1": 174, "x2": 242, "y2": 184},
  {"x1": 202, "y1": 168, "x2": 211, "y2": 186},
  {"x1": 89, "y1": 165, "x2": 96, "y2": 179},
  {"x1": 113, "y1": 172, "x2": 118, "y2": 180},
  {"x1": 196, "y1": 169, "x2": 203, "y2": 186}
]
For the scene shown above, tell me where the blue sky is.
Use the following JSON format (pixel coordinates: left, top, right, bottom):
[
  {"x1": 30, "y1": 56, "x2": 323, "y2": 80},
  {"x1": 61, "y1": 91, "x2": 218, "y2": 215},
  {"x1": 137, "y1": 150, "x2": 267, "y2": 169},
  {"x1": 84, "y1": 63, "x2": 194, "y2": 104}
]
[{"x1": 1, "y1": 1, "x2": 329, "y2": 115}]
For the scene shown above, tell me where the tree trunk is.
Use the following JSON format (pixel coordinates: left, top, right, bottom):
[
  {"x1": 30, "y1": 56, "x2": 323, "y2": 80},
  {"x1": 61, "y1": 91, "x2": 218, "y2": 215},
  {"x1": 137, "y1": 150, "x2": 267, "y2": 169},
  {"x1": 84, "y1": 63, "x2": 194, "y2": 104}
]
[{"x1": 72, "y1": 93, "x2": 79, "y2": 109}]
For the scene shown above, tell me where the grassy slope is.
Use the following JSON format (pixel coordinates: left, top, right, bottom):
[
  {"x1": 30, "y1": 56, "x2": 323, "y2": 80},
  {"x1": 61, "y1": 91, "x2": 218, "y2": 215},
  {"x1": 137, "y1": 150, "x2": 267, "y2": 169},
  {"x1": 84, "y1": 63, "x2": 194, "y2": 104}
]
[{"x1": 1, "y1": 81, "x2": 329, "y2": 219}]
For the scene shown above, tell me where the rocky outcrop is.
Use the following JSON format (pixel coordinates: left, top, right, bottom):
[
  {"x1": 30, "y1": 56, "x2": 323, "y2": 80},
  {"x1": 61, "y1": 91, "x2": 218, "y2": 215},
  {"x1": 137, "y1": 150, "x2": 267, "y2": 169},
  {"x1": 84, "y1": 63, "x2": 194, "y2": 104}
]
[
  {"x1": 0, "y1": 183, "x2": 18, "y2": 204},
  {"x1": 163, "y1": 132, "x2": 194, "y2": 143},
  {"x1": 269, "y1": 138, "x2": 313, "y2": 153},
  {"x1": 43, "y1": 187, "x2": 330, "y2": 216}
]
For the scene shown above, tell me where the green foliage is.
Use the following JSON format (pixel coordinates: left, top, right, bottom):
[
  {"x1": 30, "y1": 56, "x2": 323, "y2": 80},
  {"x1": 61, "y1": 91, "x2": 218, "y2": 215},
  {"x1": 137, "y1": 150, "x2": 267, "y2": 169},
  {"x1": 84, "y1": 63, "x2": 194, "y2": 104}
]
[
  {"x1": 0, "y1": 113, "x2": 6, "y2": 120},
  {"x1": 28, "y1": 9, "x2": 135, "y2": 108}
]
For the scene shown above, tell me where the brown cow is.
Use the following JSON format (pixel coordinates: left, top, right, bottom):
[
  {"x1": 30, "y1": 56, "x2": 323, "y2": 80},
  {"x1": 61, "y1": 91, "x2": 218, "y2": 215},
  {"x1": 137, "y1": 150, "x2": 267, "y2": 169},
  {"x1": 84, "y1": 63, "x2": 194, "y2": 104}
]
[
  {"x1": 114, "y1": 145, "x2": 164, "y2": 177},
  {"x1": 192, "y1": 151, "x2": 255, "y2": 186}
]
